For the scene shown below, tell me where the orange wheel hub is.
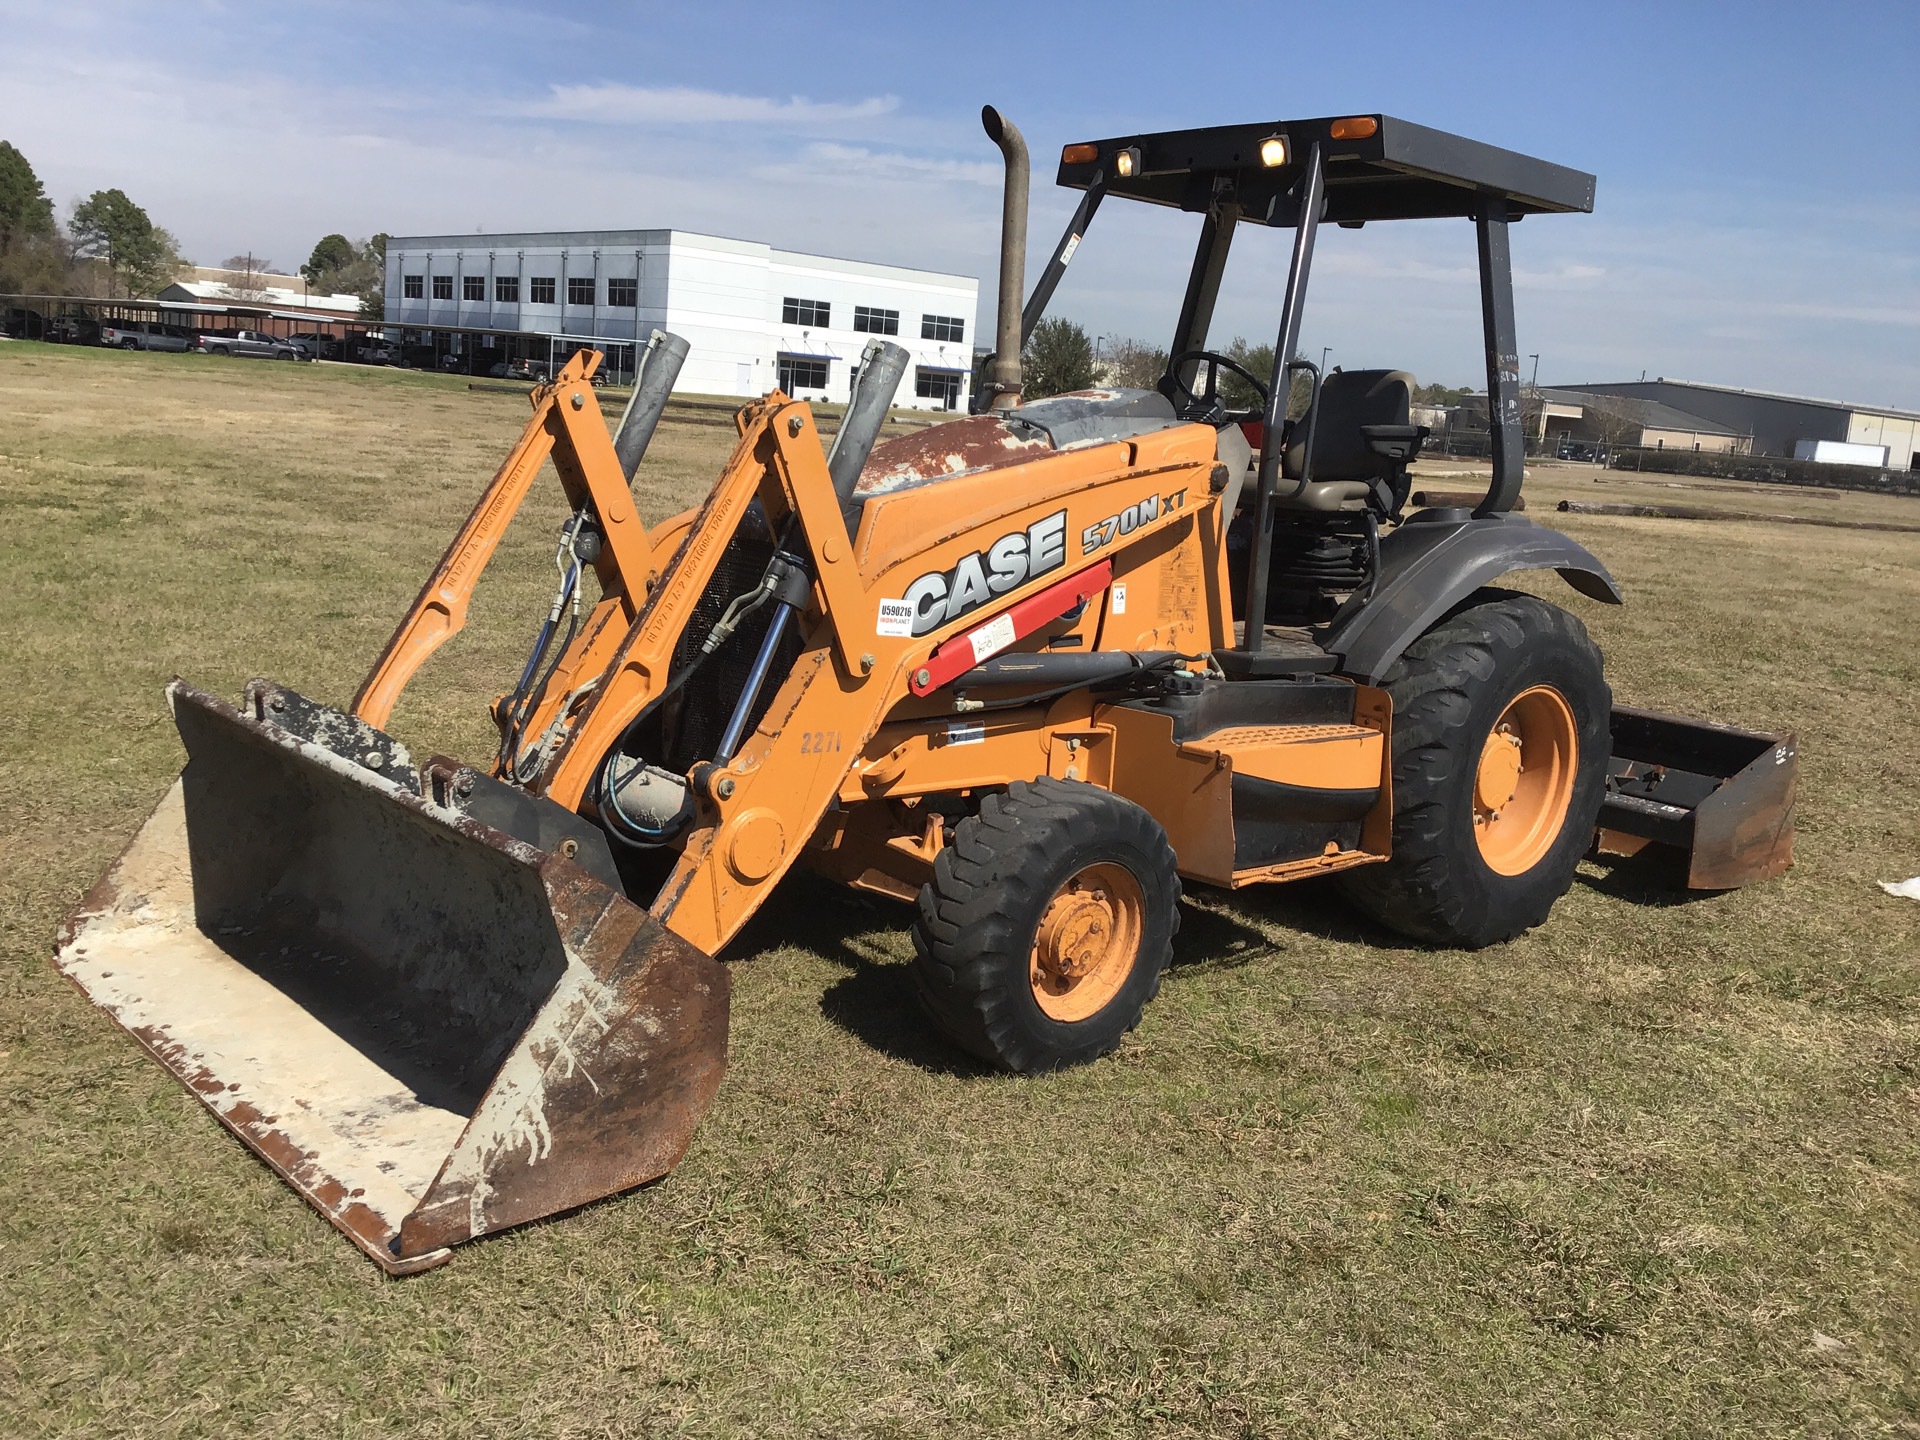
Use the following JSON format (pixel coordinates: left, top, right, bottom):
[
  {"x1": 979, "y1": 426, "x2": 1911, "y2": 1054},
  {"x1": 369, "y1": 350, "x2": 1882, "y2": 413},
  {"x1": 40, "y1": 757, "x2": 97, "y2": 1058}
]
[
  {"x1": 1029, "y1": 862, "x2": 1143, "y2": 1022},
  {"x1": 1472, "y1": 684, "x2": 1579, "y2": 876}
]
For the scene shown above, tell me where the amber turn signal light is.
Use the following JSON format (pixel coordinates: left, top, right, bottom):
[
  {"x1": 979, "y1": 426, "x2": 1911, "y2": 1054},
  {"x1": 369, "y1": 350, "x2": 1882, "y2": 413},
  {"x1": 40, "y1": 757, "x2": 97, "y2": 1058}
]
[
  {"x1": 1330, "y1": 116, "x2": 1379, "y2": 140},
  {"x1": 1061, "y1": 143, "x2": 1099, "y2": 164}
]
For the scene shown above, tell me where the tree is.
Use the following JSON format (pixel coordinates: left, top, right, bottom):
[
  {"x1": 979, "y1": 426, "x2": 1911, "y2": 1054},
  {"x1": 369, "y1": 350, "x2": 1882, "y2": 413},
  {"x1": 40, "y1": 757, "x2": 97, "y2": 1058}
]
[
  {"x1": 71, "y1": 189, "x2": 181, "y2": 296},
  {"x1": 0, "y1": 140, "x2": 65, "y2": 294},
  {"x1": 1215, "y1": 337, "x2": 1275, "y2": 413},
  {"x1": 1104, "y1": 336, "x2": 1168, "y2": 390},
  {"x1": 358, "y1": 233, "x2": 387, "y2": 320},
  {"x1": 221, "y1": 252, "x2": 276, "y2": 301},
  {"x1": 300, "y1": 233, "x2": 356, "y2": 289},
  {"x1": 299, "y1": 231, "x2": 386, "y2": 314},
  {"x1": 1205, "y1": 337, "x2": 1320, "y2": 417},
  {"x1": 1021, "y1": 317, "x2": 1096, "y2": 400},
  {"x1": 1413, "y1": 381, "x2": 1474, "y2": 407},
  {"x1": 0, "y1": 141, "x2": 55, "y2": 249}
]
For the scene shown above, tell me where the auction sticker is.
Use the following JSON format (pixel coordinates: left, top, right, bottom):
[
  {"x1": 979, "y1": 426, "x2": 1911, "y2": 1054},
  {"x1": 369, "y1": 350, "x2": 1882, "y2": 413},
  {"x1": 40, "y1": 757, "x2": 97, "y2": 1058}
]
[
  {"x1": 969, "y1": 613, "x2": 1018, "y2": 664},
  {"x1": 876, "y1": 598, "x2": 914, "y2": 637},
  {"x1": 946, "y1": 721, "x2": 985, "y2": 746}
]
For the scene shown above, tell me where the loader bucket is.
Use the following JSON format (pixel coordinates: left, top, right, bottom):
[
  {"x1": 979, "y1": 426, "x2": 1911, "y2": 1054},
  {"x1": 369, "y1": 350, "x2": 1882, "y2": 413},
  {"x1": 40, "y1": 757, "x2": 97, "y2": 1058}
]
[
  {"x1": 1594, "y1": 704, "x2": 1798, "y2": 890},
  {"x1": 54, "y1": 680, "x2": 728, "y2": 1274}
]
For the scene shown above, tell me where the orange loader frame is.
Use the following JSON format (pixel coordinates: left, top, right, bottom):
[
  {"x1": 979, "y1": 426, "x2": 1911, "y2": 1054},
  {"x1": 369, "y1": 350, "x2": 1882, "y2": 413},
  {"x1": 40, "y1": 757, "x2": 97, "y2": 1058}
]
[{"x1": 354, "y1": 351, "x2": 1394, "y2": 958}]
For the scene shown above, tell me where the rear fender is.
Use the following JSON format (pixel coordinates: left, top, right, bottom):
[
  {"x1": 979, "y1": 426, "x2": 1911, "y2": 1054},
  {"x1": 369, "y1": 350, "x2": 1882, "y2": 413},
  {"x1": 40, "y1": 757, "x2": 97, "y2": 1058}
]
[{"x1": 1323, "y1": 513, "x2": 1622, "y2": 682}]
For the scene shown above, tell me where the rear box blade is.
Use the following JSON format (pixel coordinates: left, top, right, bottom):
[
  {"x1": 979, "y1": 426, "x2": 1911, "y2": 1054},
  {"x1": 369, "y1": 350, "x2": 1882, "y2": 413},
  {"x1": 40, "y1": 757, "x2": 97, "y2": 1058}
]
[
  {"x1": 54, "y1": 680, "x2": 729, "y2": 1273},
  {"x1": 1596, "y1": 704, "x2": 1797, "y2": 890}
]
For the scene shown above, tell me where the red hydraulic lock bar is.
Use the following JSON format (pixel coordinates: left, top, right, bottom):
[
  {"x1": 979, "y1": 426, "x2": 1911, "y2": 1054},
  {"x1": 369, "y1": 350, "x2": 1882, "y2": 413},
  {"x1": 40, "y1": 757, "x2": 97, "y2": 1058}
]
[{"x1": 908, "y1": 560, "x2": 1113, "y2": 697}]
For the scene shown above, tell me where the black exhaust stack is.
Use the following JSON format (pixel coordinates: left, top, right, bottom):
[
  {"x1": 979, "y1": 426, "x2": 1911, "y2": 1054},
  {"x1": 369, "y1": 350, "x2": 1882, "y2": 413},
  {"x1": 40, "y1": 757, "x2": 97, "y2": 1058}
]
[{"x1": 980, "y1": 105, "x2": 1028, "y2": 412}]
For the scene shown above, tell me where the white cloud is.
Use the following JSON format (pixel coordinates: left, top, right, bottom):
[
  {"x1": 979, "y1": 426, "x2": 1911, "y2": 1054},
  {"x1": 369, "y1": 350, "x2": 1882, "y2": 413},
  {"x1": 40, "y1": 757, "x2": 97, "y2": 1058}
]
[
  {"x1": 528, "y1": 84, "x2": 899, "y2": 126},
  {"x1": 795, "y1": 143, "x2": 1001, "y2": 187},
  {"x1": 1757, "y1": 300, "x2": 1920, "y2": 329}
]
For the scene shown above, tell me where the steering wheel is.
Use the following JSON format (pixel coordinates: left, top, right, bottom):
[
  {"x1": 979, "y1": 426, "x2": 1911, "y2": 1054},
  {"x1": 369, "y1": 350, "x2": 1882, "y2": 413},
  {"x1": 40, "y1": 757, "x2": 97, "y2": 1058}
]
[{"x1": 1162, "y1": 349, "x2": 1270, "y2": 424}]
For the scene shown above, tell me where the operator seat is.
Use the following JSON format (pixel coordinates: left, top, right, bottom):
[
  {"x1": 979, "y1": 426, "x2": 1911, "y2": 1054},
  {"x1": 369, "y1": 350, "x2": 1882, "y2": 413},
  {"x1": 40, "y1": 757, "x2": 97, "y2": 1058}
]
[{"x1": 1275, "y1": 369, "x2": 1424, "y2": 513}]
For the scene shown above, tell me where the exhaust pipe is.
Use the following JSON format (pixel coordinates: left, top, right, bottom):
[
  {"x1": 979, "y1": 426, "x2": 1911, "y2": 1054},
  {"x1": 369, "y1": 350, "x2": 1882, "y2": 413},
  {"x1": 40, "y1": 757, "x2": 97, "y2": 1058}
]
[
  {"x1": 611, "y1": 329, "x2": 691, "y2": 483},
  {"x1": 981, "y1": 105, "x2": 1028, "y2": 412},
  {"x1": 829, "y1": 338, "x2": 911, "y2": 506}
]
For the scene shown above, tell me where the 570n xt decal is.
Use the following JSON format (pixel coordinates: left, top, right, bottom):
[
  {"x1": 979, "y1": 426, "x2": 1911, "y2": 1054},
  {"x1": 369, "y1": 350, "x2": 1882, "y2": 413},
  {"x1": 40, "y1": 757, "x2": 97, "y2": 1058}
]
[{"x1": 1082, "y1": 486, "x2": 1188, "y2": 557}]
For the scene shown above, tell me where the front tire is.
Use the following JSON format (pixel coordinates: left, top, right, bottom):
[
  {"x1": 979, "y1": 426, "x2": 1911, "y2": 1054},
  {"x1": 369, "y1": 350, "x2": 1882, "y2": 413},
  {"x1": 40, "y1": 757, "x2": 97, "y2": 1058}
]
[
  {"x1": 912, "y1": 779, "x2": 1181, "y2": 1072},
  {"x1": 1339, "y1": 590, "x2": 1609, "y2": 947}
]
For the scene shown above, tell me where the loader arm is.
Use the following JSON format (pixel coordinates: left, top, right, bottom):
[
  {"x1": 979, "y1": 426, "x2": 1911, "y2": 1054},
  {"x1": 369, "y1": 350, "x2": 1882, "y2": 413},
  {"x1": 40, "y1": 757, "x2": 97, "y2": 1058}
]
[
  {"x1": 537, "y1": 397, "x2": 894, "y2": 955},
  {"x1": 353, "y1": 350, "x2": 656, "y2": 729}
]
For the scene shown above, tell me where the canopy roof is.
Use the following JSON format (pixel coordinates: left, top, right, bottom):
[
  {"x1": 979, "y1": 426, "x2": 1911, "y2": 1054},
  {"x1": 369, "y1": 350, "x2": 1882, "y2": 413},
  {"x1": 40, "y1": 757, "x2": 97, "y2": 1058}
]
[{"x1": 1055, "y1": 115, "x2": 1596, "y2": 224}]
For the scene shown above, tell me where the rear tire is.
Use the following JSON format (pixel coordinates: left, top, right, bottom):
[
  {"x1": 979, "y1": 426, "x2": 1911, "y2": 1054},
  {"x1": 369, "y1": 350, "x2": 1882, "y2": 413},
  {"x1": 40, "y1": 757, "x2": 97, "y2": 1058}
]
[
  {"x1": 912, "y1": 778, "x2": 1180, "y2": 1072},
  {"x1": 1339, "y1": 589, "x2": 1609, "y2": 947}
]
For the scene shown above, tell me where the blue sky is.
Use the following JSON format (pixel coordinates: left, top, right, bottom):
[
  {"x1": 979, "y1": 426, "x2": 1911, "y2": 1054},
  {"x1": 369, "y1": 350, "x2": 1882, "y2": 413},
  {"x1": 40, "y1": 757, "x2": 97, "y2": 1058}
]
[{"x1": 3, "y1": 0, "x2": 1915, "y2": 404}]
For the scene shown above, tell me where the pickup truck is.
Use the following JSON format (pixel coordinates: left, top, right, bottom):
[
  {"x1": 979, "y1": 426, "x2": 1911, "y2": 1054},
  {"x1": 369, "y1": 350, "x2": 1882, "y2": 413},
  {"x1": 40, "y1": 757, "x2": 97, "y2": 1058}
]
[
  {"x1": 101, "y1": 321, "x2": 193, "y2": 352},
  {"x1": 196, "y1": 329, "x2": 304, "y2": 361}
]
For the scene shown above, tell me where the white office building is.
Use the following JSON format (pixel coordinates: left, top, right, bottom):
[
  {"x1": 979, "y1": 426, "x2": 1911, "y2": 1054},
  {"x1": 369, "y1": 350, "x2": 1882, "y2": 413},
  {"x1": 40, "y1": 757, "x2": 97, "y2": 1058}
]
[{"x1": 383, "y1": 229, "x2": 980, "y2": 410}]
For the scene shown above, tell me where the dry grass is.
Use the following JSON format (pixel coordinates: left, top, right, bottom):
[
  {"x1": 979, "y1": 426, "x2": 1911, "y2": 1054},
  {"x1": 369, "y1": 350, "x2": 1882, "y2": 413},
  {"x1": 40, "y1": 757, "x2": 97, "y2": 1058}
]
[{"x1": 2, "y1": 342, "x2": 1916, "y2": 1438}]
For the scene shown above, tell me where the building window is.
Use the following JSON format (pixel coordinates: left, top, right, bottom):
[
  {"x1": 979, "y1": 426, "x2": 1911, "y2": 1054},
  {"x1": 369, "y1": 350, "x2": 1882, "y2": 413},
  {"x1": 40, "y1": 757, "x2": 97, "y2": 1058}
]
[
  {"x1": 402, "y1": 274, "x2": 423, "y2": 299},
  {"x1": 462, "y1": 275, "x2": 485, "y2": 301},
  {"x1": 529, "y1": 276, "x2": 556, "y2": 304},
  {"x1": 607, "y1": 277, "x2": 637, "y2": 307},
  {"x1": 915, "y1": 367, "x2": 962, "y2": 411},
  {"x1": 778, "y1": 354, "x2": 829, "y2": 394},
  {"x1": 922, "y1": 314, "x2": 965, "y2": 343},
  {"x1": 431, "y1": 274, "x2": 453, "y2": 300},
  {"x1": 495, "y1": 275, "x2": 519, "y2": 302},
  {"x1": 782, "y1": 297, "x2": 830, "y2": 327},
  {"x1": 853, "y1": 305, "x2": 899, "y2": 335},
  {"x1": 567, "y1": 277, "x2": 595, "y2": 306}
]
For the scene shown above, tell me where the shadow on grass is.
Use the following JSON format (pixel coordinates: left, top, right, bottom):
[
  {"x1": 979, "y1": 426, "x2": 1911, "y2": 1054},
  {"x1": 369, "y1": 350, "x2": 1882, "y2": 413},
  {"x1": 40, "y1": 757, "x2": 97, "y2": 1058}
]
[
  {"x1": 1573, "y1": 847, "x2": 1719, "y2": 908},
  {"x1": 1190, "y1": 874, "x2": 1431, "y2": 957},
  {"x1": 731, "y1": 867, "x2": 1446, "y2": 1071},
  {"x1": 817, "y1": 965, "x2": 989, "y2": 1077},
  {"x1": 724, "y1": 872, "x2": 988, "y2": 1076}
]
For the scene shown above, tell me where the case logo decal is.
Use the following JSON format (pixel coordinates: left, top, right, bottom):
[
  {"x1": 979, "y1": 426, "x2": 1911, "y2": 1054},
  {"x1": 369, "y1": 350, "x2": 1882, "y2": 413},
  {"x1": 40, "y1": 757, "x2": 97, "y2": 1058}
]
[{"x1": 899, "y1": 510, "x2": 1067, "y2": 637}]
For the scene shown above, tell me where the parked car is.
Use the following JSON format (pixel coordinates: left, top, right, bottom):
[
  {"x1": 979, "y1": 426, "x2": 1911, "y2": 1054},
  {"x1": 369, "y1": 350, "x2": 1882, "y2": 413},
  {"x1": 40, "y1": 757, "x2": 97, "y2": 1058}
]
[
  {"x1": 287, "y1": 332, "x2": 343, "y2": 361},
  {"x1": 197, "y1": 329, "x2": 305, "y2": 361},
  {"x1": 100, "y1": 321, "x2": 193, "y2": 353},
  {"x1": 1553, "y1": 440, "x2": 1610, "y2": 464},
  {"x1": 346, "y1": 337, "x2": 398, "y2": 365},
  {"x1": 487, "y1": 358, "x2": 551, "y2": 381},
  {"x1": 47, "y1": 315, "x2": 101, "y2": 345}
]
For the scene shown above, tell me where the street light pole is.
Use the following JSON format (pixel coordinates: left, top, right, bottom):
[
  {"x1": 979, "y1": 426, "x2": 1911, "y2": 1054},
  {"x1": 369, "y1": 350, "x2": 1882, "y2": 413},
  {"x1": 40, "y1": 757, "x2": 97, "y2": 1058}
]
[
  {"x1": 1319, "y1": 345, "x2": 1330, "y2": 374},
  {"x1": 1528, "y1": 353, "x2": 1540, "y2": 391}
]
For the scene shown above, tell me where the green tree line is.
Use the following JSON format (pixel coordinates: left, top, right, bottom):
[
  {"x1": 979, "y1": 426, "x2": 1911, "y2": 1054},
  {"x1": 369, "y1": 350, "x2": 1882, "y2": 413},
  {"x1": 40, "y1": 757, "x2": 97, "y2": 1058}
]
[
  {"x1": 1017, "y1": 317, "x2": 1475, "y2": 412},
  {"x1": 1, "y1": 140, "x2": 185, "y2": 297},
  {"x1": 1, "y1": 138, "x2": 386, "y2": 316}
]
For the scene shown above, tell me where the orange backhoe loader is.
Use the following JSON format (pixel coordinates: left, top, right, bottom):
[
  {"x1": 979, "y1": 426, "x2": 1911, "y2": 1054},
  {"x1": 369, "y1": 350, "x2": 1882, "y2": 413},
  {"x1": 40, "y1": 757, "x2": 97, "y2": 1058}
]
[{"x1": 57, "y1": 109, "x2": 1797, "y2": 1272}]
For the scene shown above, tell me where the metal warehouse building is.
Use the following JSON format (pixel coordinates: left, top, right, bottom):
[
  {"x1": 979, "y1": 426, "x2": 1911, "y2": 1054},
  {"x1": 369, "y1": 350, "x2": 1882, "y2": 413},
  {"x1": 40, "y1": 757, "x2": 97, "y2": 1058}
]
[
  {"x1": 383, "y1": 229, "x2": 980, "y2": 410},
  {"x1": 1548, "y1": 378, "x2": 1920, "y2": 468}
]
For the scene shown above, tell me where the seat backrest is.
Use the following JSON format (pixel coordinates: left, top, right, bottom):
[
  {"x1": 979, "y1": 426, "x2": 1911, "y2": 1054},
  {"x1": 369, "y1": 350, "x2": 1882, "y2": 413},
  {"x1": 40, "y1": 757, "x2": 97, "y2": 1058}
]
[{"x1": 1282, "y1": 369, "x2": 1414, "y2": 482}]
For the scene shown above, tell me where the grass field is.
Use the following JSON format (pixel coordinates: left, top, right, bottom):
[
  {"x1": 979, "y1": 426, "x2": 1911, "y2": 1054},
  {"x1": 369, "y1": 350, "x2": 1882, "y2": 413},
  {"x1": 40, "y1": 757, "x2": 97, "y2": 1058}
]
[{"x1": 2, "y1": 342, "x2": 1916, "y2": 1438}]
